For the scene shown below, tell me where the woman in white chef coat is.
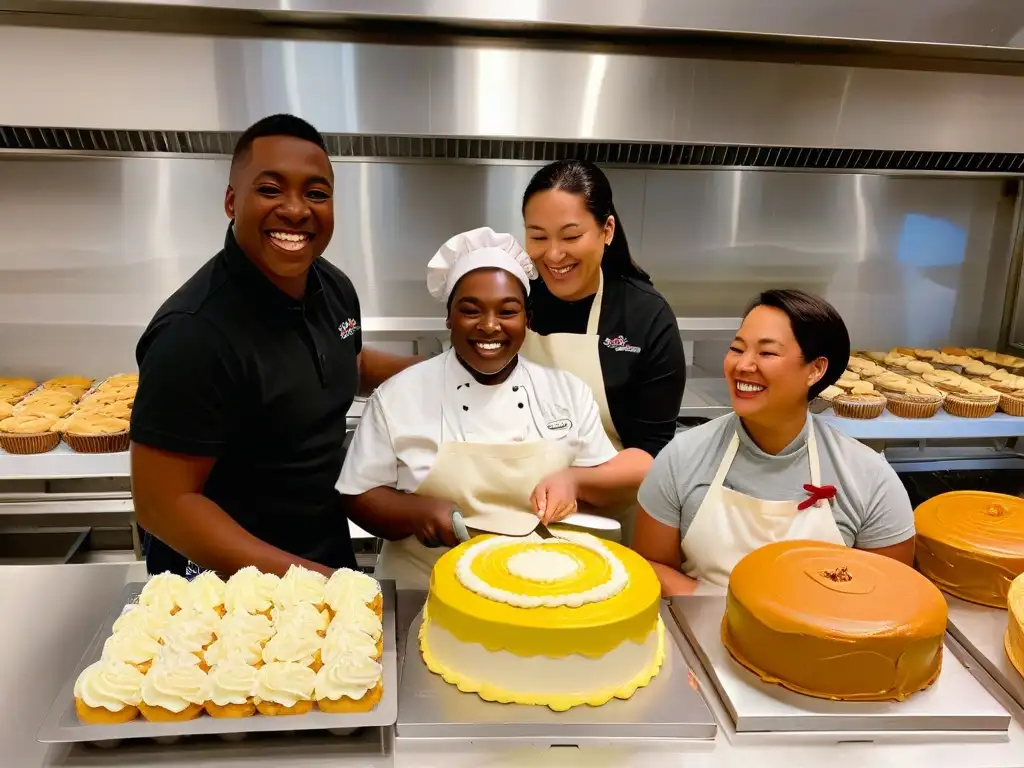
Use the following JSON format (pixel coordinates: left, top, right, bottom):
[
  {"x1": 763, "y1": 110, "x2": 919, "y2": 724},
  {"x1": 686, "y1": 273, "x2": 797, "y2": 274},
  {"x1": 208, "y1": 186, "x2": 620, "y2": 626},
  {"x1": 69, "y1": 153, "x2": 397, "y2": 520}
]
[
  {"x1": 632, "y1": 289, "x2": 916, "y2": 596},
  {"x1": 337, "y1": 227, "x2": 653, "y2": 589}
]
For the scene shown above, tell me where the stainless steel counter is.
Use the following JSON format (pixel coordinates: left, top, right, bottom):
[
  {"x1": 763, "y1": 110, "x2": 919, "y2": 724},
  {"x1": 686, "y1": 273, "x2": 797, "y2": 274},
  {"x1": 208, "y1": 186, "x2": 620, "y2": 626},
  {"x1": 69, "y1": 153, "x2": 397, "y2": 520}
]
[{"x1": 7, "y1": 564, "x2": 1024, "y2": 768}]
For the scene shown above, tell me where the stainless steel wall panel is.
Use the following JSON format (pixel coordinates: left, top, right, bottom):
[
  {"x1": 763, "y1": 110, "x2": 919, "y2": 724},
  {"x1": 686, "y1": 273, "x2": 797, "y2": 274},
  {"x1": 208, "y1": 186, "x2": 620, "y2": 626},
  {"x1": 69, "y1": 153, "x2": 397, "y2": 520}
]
[
  {"x1": 6, "y1": 27, "x2": 1024, "y2": 155},
  {"x1": 0, "y1": 156, "x2": 1012, "y2": 379}
]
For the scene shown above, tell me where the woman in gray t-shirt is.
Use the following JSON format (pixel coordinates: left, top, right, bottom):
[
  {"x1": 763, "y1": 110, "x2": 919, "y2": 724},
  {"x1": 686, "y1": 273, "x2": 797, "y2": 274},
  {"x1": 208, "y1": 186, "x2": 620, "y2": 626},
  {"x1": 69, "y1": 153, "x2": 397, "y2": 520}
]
[{"x1": 633, "y1": 289, "x2": 915, "y2": 596}]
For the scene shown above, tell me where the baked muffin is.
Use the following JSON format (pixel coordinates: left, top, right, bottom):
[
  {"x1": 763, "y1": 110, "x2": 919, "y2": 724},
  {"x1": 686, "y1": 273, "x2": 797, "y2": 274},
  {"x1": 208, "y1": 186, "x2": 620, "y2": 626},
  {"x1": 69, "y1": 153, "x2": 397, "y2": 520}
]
[
  {"x1": 60, "y1": 413, "x2": 130, "y2": 453},
  {"x1": 0, "y1": 413, "x2": 60, "y2": 454},
  {"x1": 857, "y1": 351, "x2": 888, "y2": 363},
  {"x1": 832, "y1": 388, "x2": 887, "y2": 420},
  {"x1": 13, "y1": 390, "x2": 76, "y2": 418},
  {"x1": 845, "y1": 357, "x2": 887, "y2": 378},
  {"x1": 941, "y1": 379, "x2": 1001, "y2": 419},
  {"x1": 964, "y1": 347, "x2": 989, "y2": 360},
  {"x1": 872, "y1": 373, "x2": 943, "y2": 419},
  {"x1": 833, "y1": 371, "x2": 861, "y2": 392},
  {"x1": 883, "y1": 353, "x2": 920, "y2": 376},
  {"x1": 931, "y1": 353, "x2": 972, "y2": 373},
  {"x1": 0, "y1": 401, "x2": 12, "y2": 420},
  {"x1": 912, "y1": 349, "x2": 941, "y2": 361},
  {"x1": 963, "y1": 360, "x2": 999, "y2": 380},
  {"x1": 139, "y1": 655, "x2": 210, "y2": 722},
  {"x1": 0, "y1": 377, "x2": 36, "y2": 404}
]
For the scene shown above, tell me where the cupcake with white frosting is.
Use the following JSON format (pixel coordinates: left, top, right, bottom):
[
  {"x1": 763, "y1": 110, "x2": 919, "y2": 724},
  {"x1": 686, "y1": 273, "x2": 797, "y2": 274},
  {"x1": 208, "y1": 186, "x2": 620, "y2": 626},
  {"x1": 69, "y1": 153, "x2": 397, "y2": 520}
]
[
  {"x1": 138, "y1": 572, "x2": 189, "y2": 615},
  {"x1": 101, "y1": 628, "x2": 163, "y2": 674},
  {"x1": 273, "y1": 601, "x2": 331, "y2": 638},
  {"x1": 321, "y1": 624, "x2": 381, "y2": 665},
  {"x1": 224, "y1": 566, "x2": 279, "y2": 617},
  {"x1": 111, "y1": 604, "x2": 171, "y2": 640},
  {"x1": 139, "y1": 655, "x2": 210, "y2": 722},
  {"x1": 273, "y1": 564, "x2": 327, "y2": 612},
  {"x1": 326, "y1": 601, "x2": 384, "y2": 658},
  {"x1": 314, "y1": 654, "x2": 383, "y2": 713},
  {"x1": 261, "y1": 623, "x2": 323, "y2": 670},
  {"x1": 325, "y1": 568, "x2": 383, "y2": 618},
  {"x1": 254, "y1": 661, "x2": 316, "y2": 716},
  {"x1": 206, "y1": 658, "x2": 259, "y2": 718},
  {"x1": 188, "y1": 571, "x2": 227, "y2": 616},
  {"x1": 74, "y1": 659, "x2": 144, "y2": 724},
  {"x1": 162, "y1": 607, "x2": 221, "y2": 669},
  {"x1": 217, "y1": 610, "x2": 275, "y2": 647}
]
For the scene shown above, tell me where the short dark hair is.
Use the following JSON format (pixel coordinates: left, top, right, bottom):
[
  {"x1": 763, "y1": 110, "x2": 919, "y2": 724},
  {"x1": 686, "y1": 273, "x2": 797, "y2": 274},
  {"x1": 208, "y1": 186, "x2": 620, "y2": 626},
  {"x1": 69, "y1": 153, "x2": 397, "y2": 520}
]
[
  {"x1": 745, "y1": 289, "x2": 850, "y2": 400},
  {"x1": 522, "y1": 160, "x2": 651, "y2": 284},
  {"x1": 231, "y1": 114, "x2": 328, "y2": 171}
]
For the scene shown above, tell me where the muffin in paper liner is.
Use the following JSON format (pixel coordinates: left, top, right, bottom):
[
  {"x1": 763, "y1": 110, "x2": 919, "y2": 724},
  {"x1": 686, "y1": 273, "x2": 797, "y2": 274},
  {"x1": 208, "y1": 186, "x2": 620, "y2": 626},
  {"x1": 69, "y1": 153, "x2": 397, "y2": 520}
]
[
  {"x1": 831, "y1": 393, "x2": 886, "y2": 420},
  {"x1": 62, "y1": 430, "x2": 130, "y2": 454},
  {"x1": 943, "y1": 393, "x2": 1000, "y2": 419},
  {"x1": 998, "y1": 393, "x2": 1024, "y2": 417},
  {"x1": 878, "y1": 391, "x2": 943, "y2": 419},
  {"x1": 0, "y1": 430, "x2": 61, "y2": 454},
  {"x1": 809, "y1": 384, "x2": 843, "y2": 414}
]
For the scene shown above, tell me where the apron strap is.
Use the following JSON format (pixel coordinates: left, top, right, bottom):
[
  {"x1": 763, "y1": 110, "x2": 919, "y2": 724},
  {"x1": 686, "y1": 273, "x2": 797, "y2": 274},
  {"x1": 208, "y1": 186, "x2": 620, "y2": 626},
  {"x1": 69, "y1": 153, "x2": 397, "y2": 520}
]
[
  {"x1": 585, "y1": 270, "x2": 604, "y2": 337},
  {"x1": 709, "y1": 432, "x2": 740, "y2": 490},
  {"x1": 806, "y1": 421, "x2": 822, "y2": 486},
  {"x1": 712, "y1": 419, "x2": 821, "y2": 493}
]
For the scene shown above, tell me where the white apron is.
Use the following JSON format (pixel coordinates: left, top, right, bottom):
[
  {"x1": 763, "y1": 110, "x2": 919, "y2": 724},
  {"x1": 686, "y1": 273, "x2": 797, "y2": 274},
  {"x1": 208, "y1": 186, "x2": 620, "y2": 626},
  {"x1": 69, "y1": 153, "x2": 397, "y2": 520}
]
[
  {"x1": 519, "y1": 271, "x2": 634, "y2": 544},
  {"x1": 373, "y1": 365, "x2": 573, "y2": 590},
  {"x1": 680, "y1": 422, "x2": 846, "y2": 593}
]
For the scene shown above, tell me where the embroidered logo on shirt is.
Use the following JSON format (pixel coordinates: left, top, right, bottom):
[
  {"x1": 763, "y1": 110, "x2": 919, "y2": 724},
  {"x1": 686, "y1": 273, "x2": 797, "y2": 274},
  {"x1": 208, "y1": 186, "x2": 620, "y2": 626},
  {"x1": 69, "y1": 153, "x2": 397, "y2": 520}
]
[
  {"x1": 546, "y1": 419, "x2": 572, "y2": 431},
  {"x1": 338, "y1": 318, "x2": 360, "y2": 340},
  {"x1": 603, "y1": 335, "x2": 641, "y2": 353}
]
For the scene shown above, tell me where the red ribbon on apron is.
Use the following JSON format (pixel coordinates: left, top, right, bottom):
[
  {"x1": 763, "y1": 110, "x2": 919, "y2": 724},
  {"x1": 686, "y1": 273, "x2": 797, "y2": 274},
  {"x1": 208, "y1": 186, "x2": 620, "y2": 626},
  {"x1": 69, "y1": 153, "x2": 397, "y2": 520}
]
[{"x1": 798, "y1": 483, "x2": 837, "y2": 511}]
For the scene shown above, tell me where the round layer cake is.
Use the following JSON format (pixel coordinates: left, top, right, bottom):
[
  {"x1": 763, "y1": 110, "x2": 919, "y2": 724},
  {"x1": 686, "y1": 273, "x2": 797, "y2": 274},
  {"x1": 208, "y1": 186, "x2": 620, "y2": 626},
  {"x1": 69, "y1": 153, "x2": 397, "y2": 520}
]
[
  {"x1": 420, "y1": 531, "x2": 665, "y2": 711},
  {"x1": 1006, "y1": 573, "x2": 1024, "y2": 678},
  {"x1": 722, "y1": 540, "x2": 947, "y2": 702},
  {"x1": 915, "y1": 491, "x2": 1024, "y2": 607}
]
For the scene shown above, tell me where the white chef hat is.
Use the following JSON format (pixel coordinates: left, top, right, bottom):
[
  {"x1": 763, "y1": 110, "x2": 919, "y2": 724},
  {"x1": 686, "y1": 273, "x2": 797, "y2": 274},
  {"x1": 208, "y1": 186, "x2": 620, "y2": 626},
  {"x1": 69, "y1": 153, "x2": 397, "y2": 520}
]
[{"x1": 427, "y1": 226, "x2": 538, "y2": 302}]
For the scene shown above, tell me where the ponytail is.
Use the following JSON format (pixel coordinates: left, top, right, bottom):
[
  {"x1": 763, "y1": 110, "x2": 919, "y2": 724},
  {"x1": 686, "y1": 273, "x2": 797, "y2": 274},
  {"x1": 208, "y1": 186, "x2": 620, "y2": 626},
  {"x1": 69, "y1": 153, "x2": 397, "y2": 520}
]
[{"x1": 523, "y1": 160, "x2": 651, "y2": 285}]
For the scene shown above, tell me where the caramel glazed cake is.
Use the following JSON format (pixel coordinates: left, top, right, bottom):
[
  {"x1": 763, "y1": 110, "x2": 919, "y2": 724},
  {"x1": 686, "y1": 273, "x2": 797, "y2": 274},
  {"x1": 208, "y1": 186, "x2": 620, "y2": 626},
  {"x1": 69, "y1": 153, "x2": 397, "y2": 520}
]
[
  {"x1": 420, "y1": 531, "x2": 666, "y2": 711},
  {"x1": 722, "y1": 540, "x2": 948, "y2": 702}
]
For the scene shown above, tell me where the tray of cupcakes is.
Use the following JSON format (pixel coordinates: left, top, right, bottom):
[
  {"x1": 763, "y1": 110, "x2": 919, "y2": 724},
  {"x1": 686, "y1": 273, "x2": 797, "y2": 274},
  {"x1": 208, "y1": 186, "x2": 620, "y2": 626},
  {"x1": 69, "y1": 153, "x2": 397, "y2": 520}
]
[
  {"x1": 36, "y1": 566, "x2": 397, "y2": 746},
  {"x1": 811, "y1": 347, "x2": 1024, "y2": 421},
  {"x1": 0, "y1": 374, "x2": 136, "y2": 454}
]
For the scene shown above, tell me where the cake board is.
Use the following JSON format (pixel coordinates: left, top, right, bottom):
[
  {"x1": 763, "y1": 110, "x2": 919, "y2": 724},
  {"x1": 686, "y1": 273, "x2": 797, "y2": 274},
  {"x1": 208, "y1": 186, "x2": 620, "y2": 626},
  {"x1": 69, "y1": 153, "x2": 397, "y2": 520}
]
[
  {"x1": 395, "y1": 602, "x2": 718, "y2": 747},
  {"x1": 945, "y1": 593, "x2": 1024, "y2": 712},
  {"x1": 670, "y1": 596, "x2": 1010, "y2": 741}
]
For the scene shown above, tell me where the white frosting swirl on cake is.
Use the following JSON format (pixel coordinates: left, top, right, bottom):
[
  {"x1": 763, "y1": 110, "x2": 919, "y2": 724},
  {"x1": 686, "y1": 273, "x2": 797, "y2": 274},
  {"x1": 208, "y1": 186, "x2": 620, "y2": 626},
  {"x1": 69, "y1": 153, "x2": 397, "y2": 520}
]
[
  {"x1": 314, "y1": 655, "x2": 382, "y2": 701},
  {"x1": 273, "y1": 564, "x2": 326, "y2": 610},
  {"x1": 101, "y1": 628, "x2": 162, "y2": 666},
  {"x1": 321, "y1": 626, "x2": 379, "y2": 665},
  {"x1": 207, "y1": 659, "x2": 258, "y2": 706},
  {"x1": 74, "y1": 660, "x2": 144, "y2": 710},
  {"x1": 326, "y1": 602, "x2": 382, "y2": 642},
  {"x1": 138, "y1": 572, "x2": 189, "y2": 614},
  {"x1": 454, "y1": 531, "x2": 629, "y2": 608},
  {"x1": 217, "y1": 611, "x2": 274, "y2": 645},
  {"x1": 273, "y1": 602, "x2": 330, "y2": 636},
  {"x1": 324, "y1": 568, "x2": 381, "y2": 612},
  {"x1": 188, "y1": 571, "x2": 226, "y2": 612},
  {"x1": 224, "y1": 566, "x2": 279, "y2": 615},
  {"x1": 254, "y1": 662, "x2": 316, "y2": 707},
  {"x1": 140, "y1": 658, "x2": 210, "y2": 712},
  {"x1": 111, "y1": 605, "x2": 170, "y2": 639},
  {"x1": 261, "y1": 624, "x2": 321, "y2": 667}
]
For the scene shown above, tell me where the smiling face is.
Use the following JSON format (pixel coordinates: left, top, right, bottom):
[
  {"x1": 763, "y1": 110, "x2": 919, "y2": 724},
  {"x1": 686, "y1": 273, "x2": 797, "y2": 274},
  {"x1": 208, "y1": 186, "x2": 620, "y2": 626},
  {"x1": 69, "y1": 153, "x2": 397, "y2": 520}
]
[
  {"x1": 725, "y1": 305, "x2": 828, "y2": 422},
  {"x1": 448, "y1": 268, "x2": 528, "y2": 380},
  {"x1": 523, "y1": 189, "x2": 612, "y2": 301},
  {"x1": 225, "y1": 135, "x2": 334, "y2": 292}
]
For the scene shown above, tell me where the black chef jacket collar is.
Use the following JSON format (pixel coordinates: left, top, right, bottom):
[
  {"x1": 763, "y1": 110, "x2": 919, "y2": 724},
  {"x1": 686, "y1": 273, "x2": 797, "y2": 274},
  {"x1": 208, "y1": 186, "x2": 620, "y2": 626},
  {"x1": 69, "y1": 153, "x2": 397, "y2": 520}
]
[{"x1": 221, "y1": 224, "x2": 325, "y2": 318}]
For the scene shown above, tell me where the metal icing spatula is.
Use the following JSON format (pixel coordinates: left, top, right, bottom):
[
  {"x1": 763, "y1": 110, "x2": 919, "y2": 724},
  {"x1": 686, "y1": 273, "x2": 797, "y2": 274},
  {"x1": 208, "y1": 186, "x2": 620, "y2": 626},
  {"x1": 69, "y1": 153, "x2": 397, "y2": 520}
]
[{"x1": 534, "y1": 522, "x2": 556, "y2": 539}]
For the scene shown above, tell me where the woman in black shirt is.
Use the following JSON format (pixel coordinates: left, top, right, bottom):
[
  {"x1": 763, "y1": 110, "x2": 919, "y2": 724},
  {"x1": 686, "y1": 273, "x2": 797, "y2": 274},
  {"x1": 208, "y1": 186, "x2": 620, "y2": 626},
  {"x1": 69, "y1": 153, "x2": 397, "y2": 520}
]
[{"x1": 519, "y1": 160, "x2": 686, "y2": 543}]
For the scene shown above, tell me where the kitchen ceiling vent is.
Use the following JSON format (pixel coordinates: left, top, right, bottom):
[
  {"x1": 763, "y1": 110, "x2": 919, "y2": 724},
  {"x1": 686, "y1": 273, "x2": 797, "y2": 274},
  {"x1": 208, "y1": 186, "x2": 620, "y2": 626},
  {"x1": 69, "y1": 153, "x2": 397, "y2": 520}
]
[{"x1": 3, "y1": 126, "x2": 1023, "y2": 174}]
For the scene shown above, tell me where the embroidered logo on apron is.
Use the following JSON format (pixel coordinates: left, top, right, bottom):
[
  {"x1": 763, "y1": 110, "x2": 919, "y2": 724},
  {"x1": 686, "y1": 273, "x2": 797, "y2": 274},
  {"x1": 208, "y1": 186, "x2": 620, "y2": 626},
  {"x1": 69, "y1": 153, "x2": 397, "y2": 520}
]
[{"x1": 546, "y1": 419, "x2": 572, "y2": 431}]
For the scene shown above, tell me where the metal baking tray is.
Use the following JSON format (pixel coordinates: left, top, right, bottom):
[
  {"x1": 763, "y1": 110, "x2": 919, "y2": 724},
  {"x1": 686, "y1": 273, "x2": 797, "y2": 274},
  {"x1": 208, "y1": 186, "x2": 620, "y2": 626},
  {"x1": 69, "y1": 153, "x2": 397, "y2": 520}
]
[
  {"x1": 670, "y1": 596, "x2": 1009, "y2": 736},
  {"x1": 945, "y1": 593, "x2": 1024, "y2": 711},
  {"x1": 395, "y1": 602, "x2": 718, "y2": 745},
  {"x1": 36, "y1": 580, "x2": 399, "y2": 746}
]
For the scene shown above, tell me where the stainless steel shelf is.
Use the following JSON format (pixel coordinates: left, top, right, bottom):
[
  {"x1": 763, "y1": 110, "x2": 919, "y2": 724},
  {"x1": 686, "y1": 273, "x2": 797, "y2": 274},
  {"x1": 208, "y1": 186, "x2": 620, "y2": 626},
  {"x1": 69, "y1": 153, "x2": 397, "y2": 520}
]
[{"x1": 819, "y1": 410, "x2": 1024, "y2": 440}]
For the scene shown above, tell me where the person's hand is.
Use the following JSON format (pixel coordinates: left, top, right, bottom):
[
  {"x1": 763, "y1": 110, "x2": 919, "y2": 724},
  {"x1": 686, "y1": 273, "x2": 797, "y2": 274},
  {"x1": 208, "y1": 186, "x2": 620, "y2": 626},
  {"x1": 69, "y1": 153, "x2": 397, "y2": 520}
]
[
  {"x1": 415, "y1": 501, "x2": 460, "y2": 548},
  {"x1": 531, "y1": 470, "x2": 579, "y2": 526}
]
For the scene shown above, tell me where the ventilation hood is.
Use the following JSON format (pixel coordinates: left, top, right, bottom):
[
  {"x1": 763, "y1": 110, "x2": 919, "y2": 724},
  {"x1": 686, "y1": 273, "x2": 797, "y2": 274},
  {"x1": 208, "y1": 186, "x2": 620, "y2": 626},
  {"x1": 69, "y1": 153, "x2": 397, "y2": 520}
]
[{"x1": 3, "y1": 11, "x2": 1024, "y2": 172}]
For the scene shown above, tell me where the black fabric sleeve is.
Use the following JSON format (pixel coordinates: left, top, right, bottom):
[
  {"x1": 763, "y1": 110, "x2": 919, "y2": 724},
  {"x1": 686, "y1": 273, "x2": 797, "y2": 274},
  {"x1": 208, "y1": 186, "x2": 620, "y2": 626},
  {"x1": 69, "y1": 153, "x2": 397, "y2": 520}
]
[
  {"x1": 617, "y1": 303, "x2": 686, "y2": 456},
  {"x1": 130, "y1": 314, "x2": 244, "y2": 457}
]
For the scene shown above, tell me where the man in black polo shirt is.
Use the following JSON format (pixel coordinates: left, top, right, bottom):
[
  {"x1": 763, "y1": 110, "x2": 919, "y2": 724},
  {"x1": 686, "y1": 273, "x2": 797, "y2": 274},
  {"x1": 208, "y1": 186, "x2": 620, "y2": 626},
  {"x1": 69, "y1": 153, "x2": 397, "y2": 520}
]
[{"x1": 130, "y1": 115, "x2": 416, "y2": 577}]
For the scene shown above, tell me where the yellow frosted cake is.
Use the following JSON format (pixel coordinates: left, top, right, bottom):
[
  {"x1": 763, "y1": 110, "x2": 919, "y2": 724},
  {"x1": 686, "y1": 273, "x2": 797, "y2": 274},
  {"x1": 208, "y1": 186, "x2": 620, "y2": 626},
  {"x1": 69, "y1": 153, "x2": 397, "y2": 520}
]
[
  {"x1": 1007, "y1": 573, "x2": 1024, "y2": 678},
  {"x1": 723, "y1": 540, "x2": 948, "y2": 701},
  {"x1": 915, "y1": 491, "x2": 1024, "y2": 608},
  {"x1": 420, "y1": 531, "x2": 665, "y2": 711}
]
